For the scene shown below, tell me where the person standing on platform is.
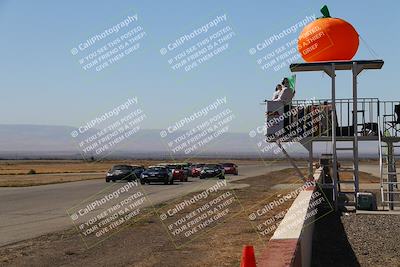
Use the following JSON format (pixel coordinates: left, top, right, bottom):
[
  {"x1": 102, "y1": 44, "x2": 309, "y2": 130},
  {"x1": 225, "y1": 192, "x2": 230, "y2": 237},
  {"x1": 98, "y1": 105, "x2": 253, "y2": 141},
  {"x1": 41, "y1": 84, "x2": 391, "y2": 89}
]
[
  {"x1": 272, "y1": 84, "x2": 282, "y2": 100},
  {"x1": 275, "y1": 78, "x2": 294, "y2": 104}
]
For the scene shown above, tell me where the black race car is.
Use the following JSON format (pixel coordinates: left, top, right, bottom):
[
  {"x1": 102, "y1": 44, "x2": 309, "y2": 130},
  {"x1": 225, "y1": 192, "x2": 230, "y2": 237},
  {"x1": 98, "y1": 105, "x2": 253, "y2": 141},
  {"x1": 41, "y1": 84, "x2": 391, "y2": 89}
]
[
  {"x1": 140, "y1": 166, "x2": 173, "y2": 185},
  {"x1": 199, "y1": 164, "x2": 225, "y2": 179},
  {"x1": 105, "y1": 165, "x2": 144, "y2": 182}
]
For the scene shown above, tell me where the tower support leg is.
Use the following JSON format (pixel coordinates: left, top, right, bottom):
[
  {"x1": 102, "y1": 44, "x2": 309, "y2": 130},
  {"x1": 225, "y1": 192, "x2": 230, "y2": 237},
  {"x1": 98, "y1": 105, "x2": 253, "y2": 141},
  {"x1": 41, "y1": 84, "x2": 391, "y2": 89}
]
[
  {"x1": 301, "y1": 139, "x2": 313, "y2": 180},
  {"x1": 276, "y1": 141, "x2": 306, "y2": 181}
]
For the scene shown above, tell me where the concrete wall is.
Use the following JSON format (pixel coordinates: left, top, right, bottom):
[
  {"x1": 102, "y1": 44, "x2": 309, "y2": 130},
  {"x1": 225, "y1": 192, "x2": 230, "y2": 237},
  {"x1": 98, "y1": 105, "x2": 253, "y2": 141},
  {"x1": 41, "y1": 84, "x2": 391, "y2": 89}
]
[{"x1": 258, "y1": 168, "x2": 323, "y2": 267}]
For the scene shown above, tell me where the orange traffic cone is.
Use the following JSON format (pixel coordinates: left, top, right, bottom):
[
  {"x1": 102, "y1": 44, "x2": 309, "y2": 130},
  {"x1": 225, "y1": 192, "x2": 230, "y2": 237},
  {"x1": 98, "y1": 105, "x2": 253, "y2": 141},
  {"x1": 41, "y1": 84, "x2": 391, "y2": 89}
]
[{"x1": 240, "y1": 245, "x2": 256, "y2": 267}]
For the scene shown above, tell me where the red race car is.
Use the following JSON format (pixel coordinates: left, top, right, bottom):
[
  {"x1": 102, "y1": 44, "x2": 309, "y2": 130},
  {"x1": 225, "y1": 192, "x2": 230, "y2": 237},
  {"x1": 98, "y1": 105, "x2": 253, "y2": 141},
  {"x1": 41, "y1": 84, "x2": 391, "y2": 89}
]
[
  {"x1": 220, "y1": 163, "x2": 238, "y2": 175},
  {"x1": 191, "y1": 163, "x2": 205, "y2": 177},
  {"x1": 164, "y1": 164, "x2": 188, "y2": 182}
]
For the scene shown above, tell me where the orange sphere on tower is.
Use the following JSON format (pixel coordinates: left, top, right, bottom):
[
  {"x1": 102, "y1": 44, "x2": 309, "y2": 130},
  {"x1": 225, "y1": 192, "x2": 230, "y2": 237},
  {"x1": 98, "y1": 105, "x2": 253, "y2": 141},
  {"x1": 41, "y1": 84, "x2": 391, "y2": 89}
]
[{"x1": 298, "y1": 6, "x2": 359, "y2": 62}]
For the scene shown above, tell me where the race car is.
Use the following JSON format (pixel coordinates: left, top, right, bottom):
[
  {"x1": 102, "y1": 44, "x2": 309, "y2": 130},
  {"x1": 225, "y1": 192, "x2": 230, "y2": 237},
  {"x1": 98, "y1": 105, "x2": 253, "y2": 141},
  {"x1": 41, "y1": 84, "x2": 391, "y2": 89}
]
[
  {"x1": 140, "y1": 166, "x2": 173, "y2": 185},
  {"x1": 191, "y1": 163, "x2": 205, "y2": 177},
  {"x1": 199, "y1": 164, "x2": 225, "y2": 179},
  {"x1": 157, "y1": 163, "x2": 188, "y2": 182},
  {"x1": 220, "y1": 163, "x2": 238, "y2": 175},
  {"x1": 106, "y1": 165, "x2": 145, "y2": 182}
]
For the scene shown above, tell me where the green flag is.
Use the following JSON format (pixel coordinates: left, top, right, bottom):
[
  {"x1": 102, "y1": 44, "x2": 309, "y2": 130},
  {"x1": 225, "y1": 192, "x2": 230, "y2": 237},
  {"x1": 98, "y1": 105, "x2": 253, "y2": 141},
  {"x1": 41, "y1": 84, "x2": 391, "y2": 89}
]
[{"x1": 287, "y1": 75, "x2": 296, "y2": 93}]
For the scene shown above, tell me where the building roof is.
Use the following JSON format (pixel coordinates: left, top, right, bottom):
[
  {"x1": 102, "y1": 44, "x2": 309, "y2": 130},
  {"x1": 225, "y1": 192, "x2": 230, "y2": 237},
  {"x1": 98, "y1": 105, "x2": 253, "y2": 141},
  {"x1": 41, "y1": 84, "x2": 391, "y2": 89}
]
[{"x1": 290, "y1": 59, "x2": 384, "y2": 73}]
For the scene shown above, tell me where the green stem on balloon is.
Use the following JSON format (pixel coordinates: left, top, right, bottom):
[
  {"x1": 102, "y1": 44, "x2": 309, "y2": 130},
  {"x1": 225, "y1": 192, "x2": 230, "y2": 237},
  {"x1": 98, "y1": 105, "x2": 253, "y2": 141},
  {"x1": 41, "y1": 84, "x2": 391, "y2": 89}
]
[{"x1": 320, "y1": 5, "x2": 331, "y2": 18}]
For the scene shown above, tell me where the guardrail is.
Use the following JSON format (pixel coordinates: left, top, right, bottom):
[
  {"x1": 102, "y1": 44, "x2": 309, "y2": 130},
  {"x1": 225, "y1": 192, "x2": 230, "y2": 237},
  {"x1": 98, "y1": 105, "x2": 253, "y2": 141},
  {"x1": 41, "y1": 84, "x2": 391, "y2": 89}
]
[{"x1": 258, "y1": 167, "x2": 324, "y2": 267}]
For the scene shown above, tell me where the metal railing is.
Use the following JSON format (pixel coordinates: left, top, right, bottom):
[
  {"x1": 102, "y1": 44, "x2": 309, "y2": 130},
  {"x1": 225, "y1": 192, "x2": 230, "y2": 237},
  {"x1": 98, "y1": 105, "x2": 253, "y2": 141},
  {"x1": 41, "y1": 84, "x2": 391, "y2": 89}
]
[
  {"x1": 264, "y1": 98, "x2": 381, "y2": 139},
  {"x1": 381, "y1": 101, "x2": 400, "y2": 138}
]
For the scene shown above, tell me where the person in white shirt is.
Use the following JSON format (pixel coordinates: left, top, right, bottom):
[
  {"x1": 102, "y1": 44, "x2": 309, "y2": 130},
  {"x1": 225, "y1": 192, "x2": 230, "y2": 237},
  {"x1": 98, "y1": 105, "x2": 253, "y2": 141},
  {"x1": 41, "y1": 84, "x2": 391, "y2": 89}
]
[
  {"x1": 275, "y1": 78, "x2": 294, "y2": 104},
  {"x1": 272, "y1": 84, "x2": 282, "y2": 100}
]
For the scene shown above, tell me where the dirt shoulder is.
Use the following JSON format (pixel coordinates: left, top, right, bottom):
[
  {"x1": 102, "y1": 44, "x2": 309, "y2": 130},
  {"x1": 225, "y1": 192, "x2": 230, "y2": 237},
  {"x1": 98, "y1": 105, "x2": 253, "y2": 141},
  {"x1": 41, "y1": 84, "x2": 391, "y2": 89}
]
[
  {"x1": 0, "y1": 173, "x2": 105, "y2": 187},
  {"x1": 0, "y1": 168, "x2": 304, "y2": 267}
]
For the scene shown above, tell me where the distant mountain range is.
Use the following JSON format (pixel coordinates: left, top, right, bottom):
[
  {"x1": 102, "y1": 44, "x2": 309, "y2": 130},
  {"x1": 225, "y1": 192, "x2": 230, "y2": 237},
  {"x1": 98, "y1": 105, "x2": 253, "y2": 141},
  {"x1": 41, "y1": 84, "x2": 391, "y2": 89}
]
[
  {"x1": 0, "y1": 124, "x2": 267, "y2": 159},
  {"x1": 0, "y1": 124, "x2": 380, "y2": 159}
]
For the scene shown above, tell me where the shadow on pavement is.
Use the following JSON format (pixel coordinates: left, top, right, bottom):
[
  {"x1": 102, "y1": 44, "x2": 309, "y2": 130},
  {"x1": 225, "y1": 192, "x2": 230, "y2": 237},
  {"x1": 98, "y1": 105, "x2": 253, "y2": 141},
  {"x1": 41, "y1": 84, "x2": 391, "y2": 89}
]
[{"x1": 311, "y1": 211, "x2": 360, "y2": 267}]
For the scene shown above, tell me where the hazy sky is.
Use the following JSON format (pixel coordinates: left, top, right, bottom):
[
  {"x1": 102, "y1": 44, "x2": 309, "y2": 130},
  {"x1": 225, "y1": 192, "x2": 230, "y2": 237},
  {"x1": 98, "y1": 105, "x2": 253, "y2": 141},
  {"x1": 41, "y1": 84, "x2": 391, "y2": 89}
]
[{"x1": 0, "y1": 0, "x2": 398, "y2": 133}]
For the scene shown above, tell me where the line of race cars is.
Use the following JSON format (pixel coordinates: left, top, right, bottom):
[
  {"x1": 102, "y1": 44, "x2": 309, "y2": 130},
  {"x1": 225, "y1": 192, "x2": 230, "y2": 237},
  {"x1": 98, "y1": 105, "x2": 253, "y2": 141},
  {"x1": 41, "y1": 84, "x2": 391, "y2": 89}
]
[{"x1": 105, "y1": 162, "x2": 238, "y2": 185}]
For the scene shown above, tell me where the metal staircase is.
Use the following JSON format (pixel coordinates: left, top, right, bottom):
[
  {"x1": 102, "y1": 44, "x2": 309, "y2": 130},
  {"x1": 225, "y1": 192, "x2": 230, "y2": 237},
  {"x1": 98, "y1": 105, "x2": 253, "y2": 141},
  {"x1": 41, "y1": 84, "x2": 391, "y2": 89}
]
[
  {"x1": 336, "y1": 146, "x2": 358, "y2": 206},
  {"x1": 380, "y1": 140, "x2": 400, "y2": 210},
  {"x1": 334, "y1": 101, "x2": 364, "y2": 209},
  {"x1": 379, "y1": 103, "x2": 400, "y2": 210},
  {"x1": 335, "y1": 143, "x2": 359, "y2": 208}
]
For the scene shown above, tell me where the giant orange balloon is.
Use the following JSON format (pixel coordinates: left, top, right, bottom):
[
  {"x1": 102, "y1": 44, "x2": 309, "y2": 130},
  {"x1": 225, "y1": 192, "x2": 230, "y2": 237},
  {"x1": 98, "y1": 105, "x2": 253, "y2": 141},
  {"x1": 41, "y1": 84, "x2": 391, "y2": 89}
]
[{"x1": 298, "y1": 6, "x2": 359, "y2": 62}]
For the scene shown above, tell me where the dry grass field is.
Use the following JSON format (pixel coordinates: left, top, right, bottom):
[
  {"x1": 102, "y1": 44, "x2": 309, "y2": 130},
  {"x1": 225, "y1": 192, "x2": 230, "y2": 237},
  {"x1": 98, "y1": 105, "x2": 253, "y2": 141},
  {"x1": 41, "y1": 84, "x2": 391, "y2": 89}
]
[{"x1": 0, "y1": 159, "x2": 273, "y2": 187}]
